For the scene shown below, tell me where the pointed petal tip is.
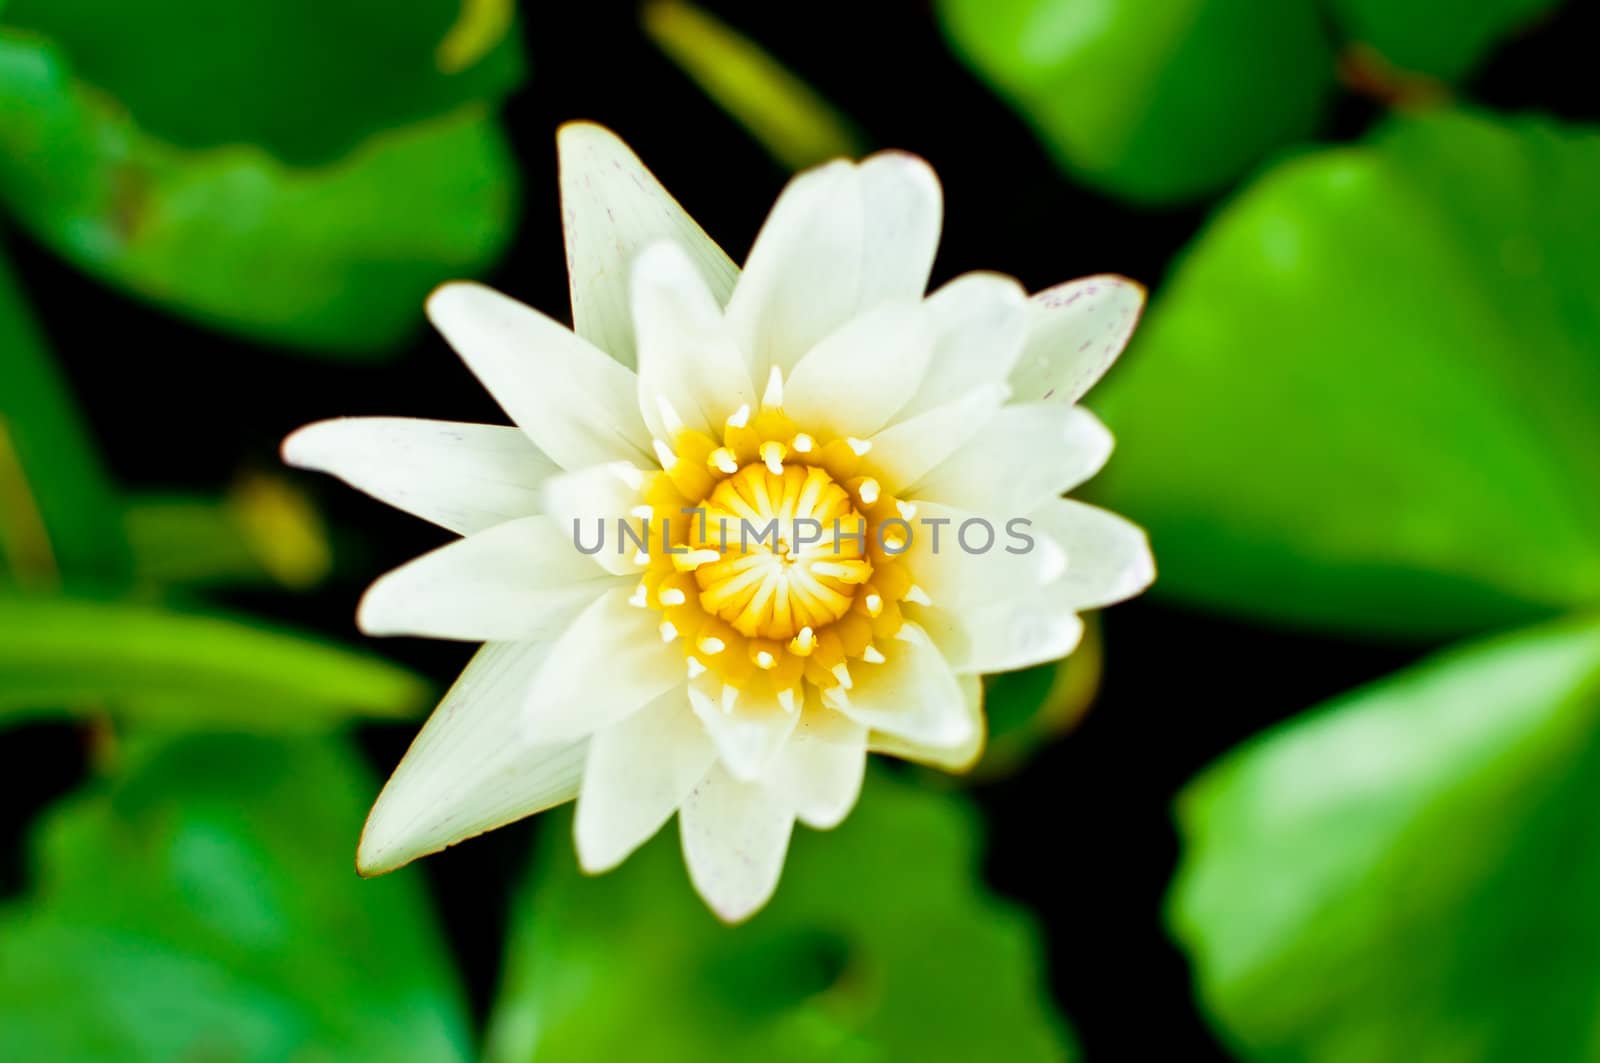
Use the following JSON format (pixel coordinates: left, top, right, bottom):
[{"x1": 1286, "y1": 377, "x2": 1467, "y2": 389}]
[
  {"x1": 424, "y1": 278, "x2": 493, "y2": 323},
  {"x1": 355, "y1": 817, "x2": 414, "y2": 878},
  {"x1": 556, "y1": 118, "x2": 625, "y2": 151},
  {"x1": 279, "y1": 420, "x2": 326, "y2": 470}
]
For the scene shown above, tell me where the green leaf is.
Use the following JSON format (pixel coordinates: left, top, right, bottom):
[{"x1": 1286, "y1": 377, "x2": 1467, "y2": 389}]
[
  {"x1": 936, "y1": 0, "x2": 1335, "y2": 203},
  {"x1": 0, "y1": 592, "x2": 427, "y2": 728},
  {"x1": 642, "y1": 0, "x2": 866, "y2": 172},
  {"x1": 0, "y1": 242, "x2": 130, "y2": 588},
  {"x1": 0, "y1": 734, "x2": 471, "y2": 1062},
  {"x1": 1327, "y1": 0, "x2": 1561, "y2": 82},
  {"x1": 486, "y1": 770, "x2": 1074, "y2": 1063},
  {"x1": 1091, "y1": 110, "x2": 1600, "y2": 637},
  {"x1": 0, "y1": 30, "x2": 518, "y2": 354},
  {"x1": 1, "y1": 0, "x2": 522, "y2": 165},
  {"x1": 1168, "y1": 615, "x2": 1600, "y2": 1061}
]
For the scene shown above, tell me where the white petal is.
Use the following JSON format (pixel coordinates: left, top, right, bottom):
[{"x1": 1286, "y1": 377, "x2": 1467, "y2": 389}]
[
  {"x1": 1029, "y1": 498, "x2": 1156, "y2": 610},
  {"x1": 899, "y1": 271, "x2": 1029, "y2": 418},
  {"x1": 1009, "y1": 275, "x2": 1145, "y2": 404},
  {"x1": 900, "y1": 501, "x2": 1065, "y2": 611},
  {"x1": 834, "y1": 621, "x2": 972, "y2": 748},
  {"x1": 856, "y1": 151, "x2": 942, "y2": 309},
  {"x1": 725, "y1": 160, "x2": 860, "y2": 380},
  {"x1": 867, "y1": 384, "x2": 1008, "y2": 494},
  {"x1": 574, "y1": 687, "x2": 716, "y2": 872},
  {"x1": 726, "y1": 152, "x2": 941, "y2": 380},
  {"x1": 868, "y1": 673, "x2": 985, "y2": 772},
  {"x1": 282, "y1": 418, "x2": 553, "y2": 536},
  {"x1": 558, "y1": 121, "x2": 738, "y2": 369},
  {"x1": 427, "y1": 282, "x2": 653, "y2": 470},
  {"x1": 357, "y1": 641, "x2": 586, "y2": 875},
  {"x1": 523, "y1": 586, "x2": 685, "y2": 743},
  {"x1": 911, "y1": 403, "x2": 1113, "y2": 516},
  {"x1": 782, "y1": 300, "x2": 932, "y2": 440},
  {"x1": 769, "y1": 707, "x2": 867, "y2": 829},
  {"x1": 357, "y1": 516, "x2": 620, "y2": 641},
  {"x1": 679, "y1": 764, "x2": 795, "y2": 923},
  {"x1": 542, "y1": 462, "x2": 654, "y2": 576},
  {"x1": 632, "y1": 240, "x2": 757, "y2": 437},
  {"x1": 687, "y1": 678, "x2": 801, "y2": 783},
  {"x1": 917, "y1": 593, "x2": 1086, "y2": 675}
]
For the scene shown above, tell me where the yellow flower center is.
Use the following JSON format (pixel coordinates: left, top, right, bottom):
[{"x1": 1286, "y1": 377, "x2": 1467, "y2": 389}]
[
  {"x1": 628, "y1": 370, "x2": 918, "y2": 711},
  {"x1": 694, "y1": 463, "x2": 869, "y2": 639}
]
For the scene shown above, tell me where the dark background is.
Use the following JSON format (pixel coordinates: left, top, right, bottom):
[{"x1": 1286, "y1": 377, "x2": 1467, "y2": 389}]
[{"x1": 4, "y1": 1, "x2": 1596, "y2": 1056}]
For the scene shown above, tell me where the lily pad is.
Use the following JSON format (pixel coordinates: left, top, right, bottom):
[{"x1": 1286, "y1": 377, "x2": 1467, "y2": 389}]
[
  {"x1": 0, "y1": 734, "x2": 471, "y2": 1062},
  {"x1": 486, "y1": 769, "x2": 1074, "y2": 1062},
  {"x1": 1091, "y1": 110, "x2": 1600, "y2": 637},
  {"x1": 0, "y1": 30, "x2": 518, "y2": 354},
  {"x1": 1169, "y1": 615, "x2": 1600, "y2": 1060},
  {"x1": 937, "y1": 0, "x2": 1334, "y2": 203},
  {"x1": 1, "y1": 0, "x2": 522, "y2": 165}
]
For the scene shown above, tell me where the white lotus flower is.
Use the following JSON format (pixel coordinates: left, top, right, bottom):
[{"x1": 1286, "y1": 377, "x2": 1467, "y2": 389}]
[{"x1": 284, "y1": 123, "x2": 1153, "y2": 922}]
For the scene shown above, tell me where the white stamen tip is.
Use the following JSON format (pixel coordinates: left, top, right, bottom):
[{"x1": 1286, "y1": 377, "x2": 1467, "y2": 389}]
[
  {"x1": 628, "y1": 583, "x2": 649, "y2": 608},
  {"x1": 654, "y1": 394, "x2": 686, "y2": 434},
  {"x1": 896, "y1": 500, "x2": 917, "y2": 521},
  {"x1": 721, "y1": 684, "x2": 739, "y2": 715},
  {"x1": 629, "y1": 504, "x2": 655, "y2": 520},
  {"x1": 762, "y1": 366, "x2": 785, "y2": 408},
  {"x1": 846, "y1": 437, "x2": 872, "y2": 456},
  {"x1": 789, "y1": 626, "x2": 815, "y2": 655},
  {"x1": 659, "y1": 620, "x2": 679, "y2": 643},
  {"x1": 652, "y1": 438, "x2": 677, "y2": 469},
  {"x1": 760, "y1": 441, "x2": 786, "y2": 475},
  {"x1": 686, "y1": 657, "x2": 707, "y2": 678},
  {"x1": 710, "y1": 447, "x2": 738, "y2": 475},
  {"x1": 857, "y1": 478, "x2": 880, "y2": 505},
  {"x1": 863, "y1": 645, "x2": 887, "y2": 664},
  {"x1": 777, "y1": 688, "x2": 798, "y2": 714},
  {"x1": 755, "y1": 650, "x2": 776, "y2": 670},
  {"x1": 905, "y1": 584, "x2": 933, "y2": 606},
  {"x1": 791, "y1": 433, "x2": 814, "y2": 454},
  {"x1": 864, "y1": 593, "x2": 883, "y2": 616},
  {"x1": 821, "y1": 685, "x2": 849, "y2": 710},
  {"x1": 698, "y1": 636, "x2": 726, "y2": 655},
  {"x1": 632, "y1": 549, "x2": 651, "y2": 567},
  {"x1": 673, "y1": 548, "x2": 721, "y2": 571},
  {"x1": 659, "y1": 587, "x2": 687, "y2": 606},
  {"x1": 726, "y1": 403, "x2": 751, "y2": 429},
  {"x1": 831, "y1": 663, "x2": 853, "y2": 690}
]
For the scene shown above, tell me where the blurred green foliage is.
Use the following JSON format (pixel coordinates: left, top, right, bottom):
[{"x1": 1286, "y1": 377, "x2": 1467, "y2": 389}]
[
  {"x1": 0, "y1": 247, "x2": 129, "y2": 589},
  {"x1": 1092, "y1": 110, "x2": 1600, "y2": 637},
  {"x1": 1326, "y1": 0, "x2": 1562, "y2": 81},
  {"x1": 938, "y1": 0, "x2": 1334, "y2": 203},
  {"x1": 3, "y1": 0, "x2": 521, "y2": 165},
  {"x1": 0, "y1": 735, "x2": 470, "y2": 1062},
  {"x1": 0, "y1": 594, "x2": 427, "y2": 729},
  {"x1": 1169, "y1": 616, "x2": 1600, "y2": 1060},
  {"x1": 486, "y1": 769, "x2": 1073, "y2": 1063},
  {"x1": 642, "y1": 0, "x2": 866, "y2": 171},
  {"x1": 126, "y1": 478, "x2": 334, "y2": 591},
  {"x1": 0, "y1": 2, "x2": 522, "y2": 355},
  {"x1": 939, "y1": 0, "x2": 1563, "y2": 203}
]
